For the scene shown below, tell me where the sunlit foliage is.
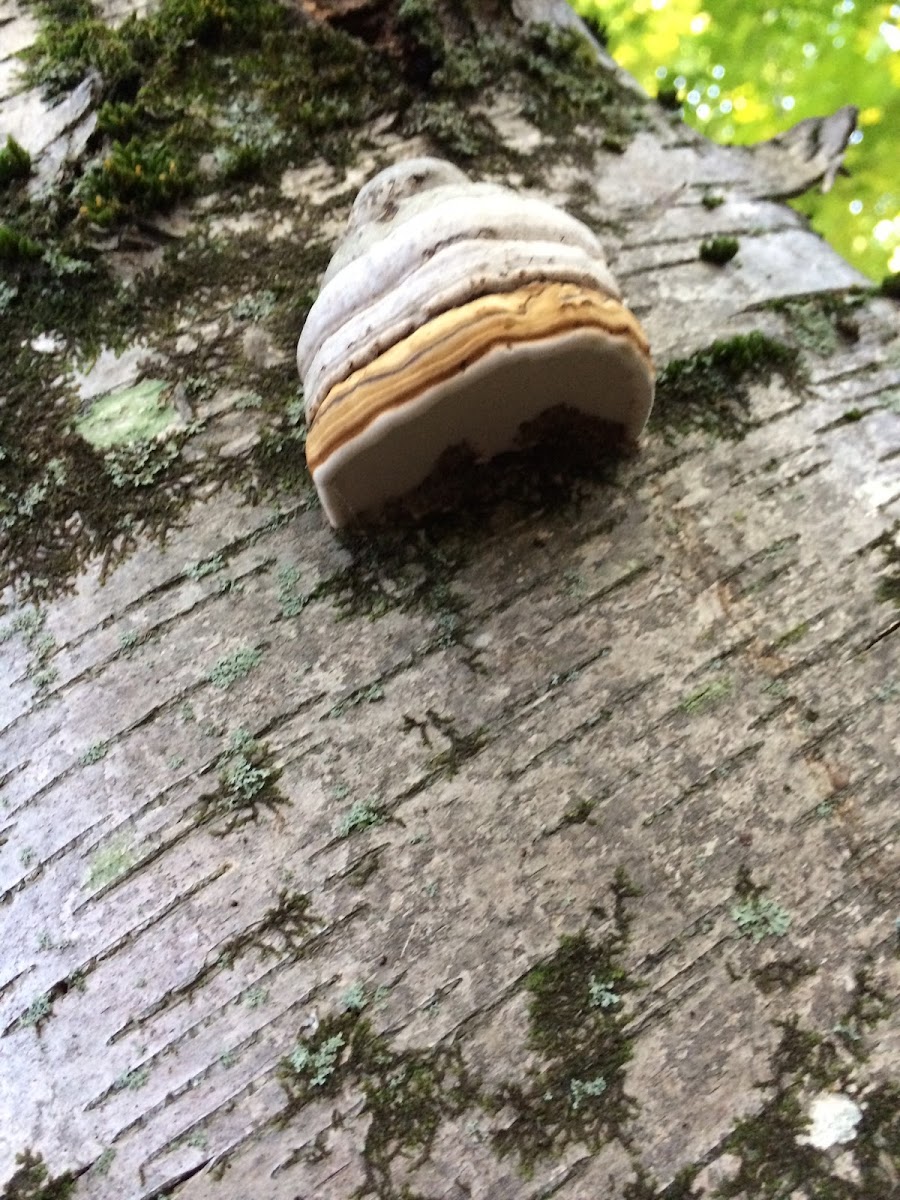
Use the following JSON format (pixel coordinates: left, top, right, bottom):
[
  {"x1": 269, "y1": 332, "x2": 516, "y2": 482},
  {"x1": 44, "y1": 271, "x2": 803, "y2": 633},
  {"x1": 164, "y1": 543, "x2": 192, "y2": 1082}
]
[{"x1": 578, "y1": 0, "x2": 900, "y2": 281}]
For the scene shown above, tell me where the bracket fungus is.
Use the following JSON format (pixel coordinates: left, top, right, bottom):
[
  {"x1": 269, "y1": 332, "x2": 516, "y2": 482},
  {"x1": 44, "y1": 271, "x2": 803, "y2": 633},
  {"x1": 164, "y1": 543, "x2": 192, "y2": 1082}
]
[{"x1": 298, "y1": 158, "x2": 654, "y2": 528}]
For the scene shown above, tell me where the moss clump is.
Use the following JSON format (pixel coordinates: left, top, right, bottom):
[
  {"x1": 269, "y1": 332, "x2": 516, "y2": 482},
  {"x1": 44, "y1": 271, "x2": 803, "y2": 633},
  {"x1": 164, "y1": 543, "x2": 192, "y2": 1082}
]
[
  {"x1": 752, "y1": 957, "x2": 817, "y2": 995},
  {"x1": 880, "y1": 271, "x2": 900, "y2": 299},
  {"x1": 700, "y1": 236, "x2": 739, "y2": 265},
  {"x1": 488, "y1": 871, "x2": 643, "y2": 1170},
  {"x1": 650, "y1": 332, "x2": 801, "y2": 440},
  {"x1": 656, "y1": 84, "x2": 681, "y2": 110},
  {"x1": 279, "y1": 1008, "x2": 477, "y2": 1197},
  {"x1": 766, "y1": 292, "x2": 866, "y2": 355},
  {"x1": 394, "y1": 4, "x2": 640, "y2": 157},
  {"x1": 873, "y1": 522, "x2": 900, "y2": 607},
  {"x1": 76, "y1": 138, "x2": 190, "y2": 226},
  {"x1": 516, "y1": 22, "x2": 636, "y2": 143},
  {"x1": 311, "y1": 522, "x2": 473, "y2": 631},
  {"x1": 0, "y1": 225, "x2": 41, "y2": 261},
  {"x1": 275, "y1": 872, "x2": 646, "y2": 1188},
  {"x1": 23, "y1": 0, "x2": 397, "y2": 225},
  {"x1": 0, "y1": 358, "x2": 195, "y2": 601},
  {"x1": 193, "y1": 727, "x2": 287, "y2": 834},
  {"x1": 304, "y1": 409, "x2": 624, "y2": 633},
  {"x1": 219, "y1": 890, "x2": 317, "y2": 966},
  {"x1": 0, "y1": 137, "x2": 32, "y2": 186},
  {"x1": 717, "y1": 1008, "x2": 899, "y2": 1199},
  {"x1": 0, "y1": 1149, "x2": 75, "y2": 1200}
]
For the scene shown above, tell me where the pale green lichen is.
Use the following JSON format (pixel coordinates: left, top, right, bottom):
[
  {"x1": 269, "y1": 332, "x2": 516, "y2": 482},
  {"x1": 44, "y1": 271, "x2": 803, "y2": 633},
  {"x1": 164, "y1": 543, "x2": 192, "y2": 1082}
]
[
  {"x1": 78, "y1": 741, "x2": 109, "y2": 766},
  {"x1": 569, "y1": 1076, "x2": 607, "y2": 1110},
  {"x1": 732, "y1": 896, "x2": 792, "y2": 943},
  {"x1": 207, "y1": 645, "x2": 263, "y2": 688},
  {"x1": 588, "y1": 977, "x2": 621, "y2": 1009},
  {"x1": 289, "y1": 1033, "x2": 345, "y2": 1086},
  {"x1": 86, "y1": 840, "x2": 135, "y2": 888},
  {"x1": 19, "y1": 993, "x2": 53, "y2": 1028},
  {"x1": 336, "y1": 799, "x2": 385, "y2": 837},
  {"x1": 75, "y1": 379, "x2": 179, "y2": 449}
]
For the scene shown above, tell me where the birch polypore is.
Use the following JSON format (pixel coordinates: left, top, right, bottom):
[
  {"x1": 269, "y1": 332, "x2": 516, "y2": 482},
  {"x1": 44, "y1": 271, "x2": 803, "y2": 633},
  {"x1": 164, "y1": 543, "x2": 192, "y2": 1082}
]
[{"x1": 298, "y1": 158, "x2": 654, "y2": 528}]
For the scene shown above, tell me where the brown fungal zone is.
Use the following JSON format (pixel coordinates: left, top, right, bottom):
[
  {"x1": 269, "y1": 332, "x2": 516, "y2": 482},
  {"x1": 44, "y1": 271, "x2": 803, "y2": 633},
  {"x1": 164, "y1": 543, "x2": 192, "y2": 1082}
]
[{"x1": 305, "y1": 282, "x2": 652, "y2": 473}]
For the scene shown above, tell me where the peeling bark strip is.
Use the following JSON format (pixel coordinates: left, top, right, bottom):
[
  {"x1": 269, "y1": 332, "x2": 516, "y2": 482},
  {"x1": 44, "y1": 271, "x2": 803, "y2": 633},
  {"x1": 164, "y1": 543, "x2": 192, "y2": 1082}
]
[{"x1": 1, "y1": 0, "x2": 899, "y2": 1198}]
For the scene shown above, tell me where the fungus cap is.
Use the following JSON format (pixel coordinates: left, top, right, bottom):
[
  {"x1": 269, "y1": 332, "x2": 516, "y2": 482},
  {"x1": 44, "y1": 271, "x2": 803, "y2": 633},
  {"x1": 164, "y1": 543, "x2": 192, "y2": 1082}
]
[{"x1": 298, "y1": 159, "x2": 654, "y2": 528}]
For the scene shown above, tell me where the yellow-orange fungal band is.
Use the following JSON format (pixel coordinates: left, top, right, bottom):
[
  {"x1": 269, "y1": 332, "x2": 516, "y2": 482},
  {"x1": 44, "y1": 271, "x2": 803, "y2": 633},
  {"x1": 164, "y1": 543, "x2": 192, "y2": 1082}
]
[{"x1": 306, "y1": 282, "x2": 652, "y2": 473}]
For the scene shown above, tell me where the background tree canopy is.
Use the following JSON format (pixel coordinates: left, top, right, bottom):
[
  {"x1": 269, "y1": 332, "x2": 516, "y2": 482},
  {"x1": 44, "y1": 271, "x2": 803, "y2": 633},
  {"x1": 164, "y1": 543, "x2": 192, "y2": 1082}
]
[{"x1": 579, "y1": 0, "x2": 900, "y2": 283}]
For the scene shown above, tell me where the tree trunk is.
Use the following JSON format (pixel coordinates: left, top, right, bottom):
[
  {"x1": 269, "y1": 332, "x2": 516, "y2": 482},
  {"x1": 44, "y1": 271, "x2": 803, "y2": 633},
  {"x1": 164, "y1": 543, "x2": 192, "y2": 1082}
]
[{"x1": 1, "y1": 1, "x2": 898, "y2": 1197}]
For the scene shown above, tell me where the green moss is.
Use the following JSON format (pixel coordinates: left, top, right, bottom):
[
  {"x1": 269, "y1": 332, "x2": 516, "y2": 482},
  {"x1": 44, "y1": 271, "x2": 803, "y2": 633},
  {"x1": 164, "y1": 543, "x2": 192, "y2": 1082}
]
[
  {"x1": 0, "y1": 607, "x2": 58, "y2": 694},
  {"x1": 0, "y1": 225, "x2": 42, "y2": 261},
  {"x1": 0, "y1": 1150, "x2": 75, "y2": 1200},
  {"x1": 853, "y1": 1082, "x2": 900, "y2": 1189},
  {"x1": 78, "y1": 740, "x2": 109, "y2": 766},
  {"x1": 0, "y1": 333, "x2": 199, "y2": 601},
  {"x1": 702, "y1": 191, "x2": 725, "y2": 209},
  {"x1": 625, "y1": 1165, "x2": 703, "y2": 1199},
  {"x1": 752, "y1": 956, "x2": 817, "y2": 994},
  {"x1": 0, "y1": 137, "x2": 32, "y2": 186},
  {"x1": 422, "y1": 709, "x2": 489, "y2": 778},
  {"x1": 717, "y1": 1087, "x2": 824, "y2": 1198},
  {"x1": 700, "y1": 235, "x2": 739, "y2": 264},
  {"x1": 216, "y1": 890, "x2": 318, "y2": 968},
  {"x1": 560, "y1": 796, "x2": 596, "y2": 826},
  {"x1": 113, "y1": 1065, "x2": 150, "y2": 1091},
  {"x1": 394, "y1": 6, "x2": 640, "y2": 159},
  {"x1": 714, "y1": 1003, "x2": 897, "y2": 1198},
  {"x1": 873, "y1": 522, "x2": 900, "y2": 607},
  {"x1": 274, "y1": 873, "x2": 644, "y2": 1189},
  {"x1": 404, "y1": 98, "x2": 495, "y2": 160},
  {"x1": 772, "y1": 620, "x2": 809, "y2": 648},
  {"x1": 880, "y1": 271, "x2": 900, "y2": 299},
  {"x1": 650, "y1": 333, "x2": 801, "y2": 440},
  {"x1": 656, "y1": 83, "x2": 681, "y2": 110},
  {"x1": 514, "y1": 22, "x2": 640, "y2": 152},
  {"x1": 279, "y1": 1009, "x2": 476, "y2": 1196},
  {"x1": 489, "y1": 871, "x2": 643, "y2": 1170},
  {"x1": 18, "y1": 993, "x2": 53, "y2": 1030},
  {"x1": 76, "y1": 138, "x2": 190, "y2": 226},
  {"x1": 23, "y1": 0, "x2": 398, "y2": 227},
  {"x1": 328, "y1": 682, "x2": 385, "y2": 720},
  {"x1": 89, "y1": 1150, "x2": 115, "y2": 1179}
]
